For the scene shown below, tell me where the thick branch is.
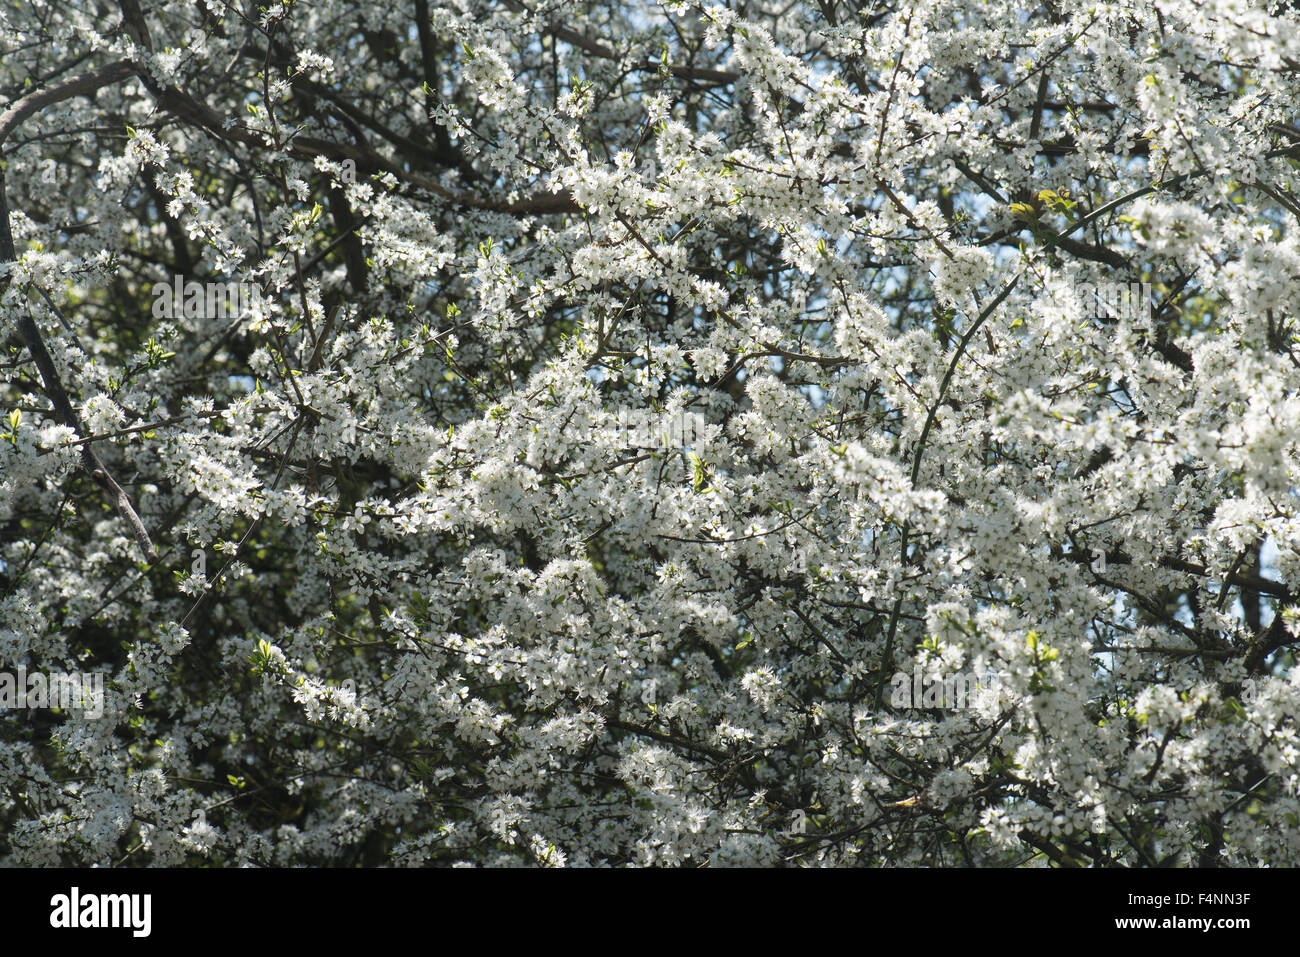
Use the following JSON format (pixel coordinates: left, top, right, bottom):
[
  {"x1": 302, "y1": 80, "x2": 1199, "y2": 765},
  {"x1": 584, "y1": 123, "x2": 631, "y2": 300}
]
[
  {"x1": 0, "y1": 55, "x2": 158, "y2": 559},
  {"x1": 0, "y1": 169, "x2": 157, "y2": 560},
  {"x1": 143, "y1": 76, "x2": 581, "y2": 215},
  {"x1": 0, "y1": 60, "x2": 136, "y2": 145}
]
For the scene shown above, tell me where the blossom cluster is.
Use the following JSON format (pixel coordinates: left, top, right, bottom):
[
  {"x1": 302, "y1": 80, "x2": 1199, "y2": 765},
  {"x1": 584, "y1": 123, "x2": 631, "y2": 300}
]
[{"x1": 1, "y1": 0, "x2": 1298, "y2": 867}]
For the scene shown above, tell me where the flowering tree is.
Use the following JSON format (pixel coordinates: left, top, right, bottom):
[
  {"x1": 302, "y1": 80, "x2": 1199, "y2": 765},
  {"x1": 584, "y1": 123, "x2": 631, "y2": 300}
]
[{"x1": 1, "y1": 0, "x2": 1299, "y2": 867}]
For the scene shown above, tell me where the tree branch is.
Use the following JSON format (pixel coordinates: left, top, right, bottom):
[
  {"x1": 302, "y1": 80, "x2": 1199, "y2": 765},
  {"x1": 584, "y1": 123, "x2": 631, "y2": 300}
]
[
  {"x1": 0, "y1": 56, "x2": 160, "y2": 559},
  {"x1": 0, "y1": 171, "x2": 157, "y2": 560},
  {"x1": 0, "y1": 60, "x2": 136, "y2": 145}
]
